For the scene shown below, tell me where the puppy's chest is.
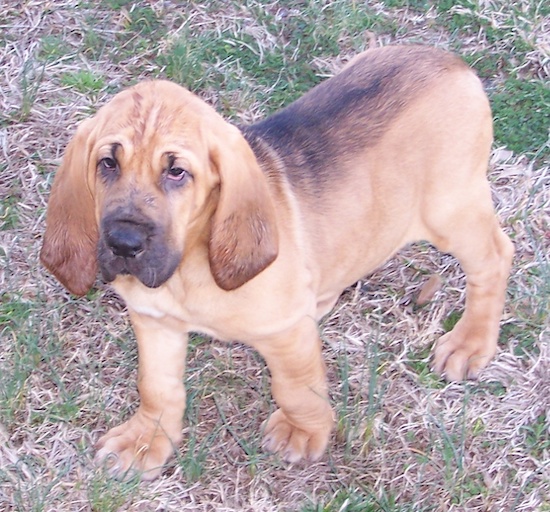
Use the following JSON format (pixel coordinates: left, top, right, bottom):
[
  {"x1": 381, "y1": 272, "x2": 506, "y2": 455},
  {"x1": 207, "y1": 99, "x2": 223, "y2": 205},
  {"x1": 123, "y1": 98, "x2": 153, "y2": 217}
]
[
  {"x1": 113, "y1": 277, "x2": 308, "y2": 343},
  {"x1": 117, "y1": 283, "x2": 233, "y2": 339},
  {"x1": 114, "y1": 283, "x2": 288, "y2": 342}
]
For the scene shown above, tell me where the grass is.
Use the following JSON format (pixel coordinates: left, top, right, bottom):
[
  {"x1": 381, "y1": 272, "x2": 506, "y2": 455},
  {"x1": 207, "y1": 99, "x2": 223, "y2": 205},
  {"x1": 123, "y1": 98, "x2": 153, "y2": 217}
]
[
  {"x1": 0, "y1": 0, "x2": 548, "y2": 510},
  {"x1": 492, "y1": 78, "x2": 550, "y2": 155},
  {"x1": 60, "y1": 71, "x2": 105, "y2": 95}
]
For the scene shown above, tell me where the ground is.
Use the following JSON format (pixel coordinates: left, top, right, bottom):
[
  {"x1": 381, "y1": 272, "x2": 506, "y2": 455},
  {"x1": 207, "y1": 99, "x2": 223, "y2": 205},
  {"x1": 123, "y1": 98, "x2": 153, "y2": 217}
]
[{"x1": 0, "y1": 1, "x2": 548, "y2": 511}]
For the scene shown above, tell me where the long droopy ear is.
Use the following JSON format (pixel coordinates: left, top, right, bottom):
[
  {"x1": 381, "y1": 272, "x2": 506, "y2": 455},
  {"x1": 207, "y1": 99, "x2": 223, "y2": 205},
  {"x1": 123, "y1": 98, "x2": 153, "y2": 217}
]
[
  {"x1": 208, "y1": 124, "x2": 279, "y2": 291},
  {"x1": 40, "y1": 118, "x2": 99, "y2": 296}
]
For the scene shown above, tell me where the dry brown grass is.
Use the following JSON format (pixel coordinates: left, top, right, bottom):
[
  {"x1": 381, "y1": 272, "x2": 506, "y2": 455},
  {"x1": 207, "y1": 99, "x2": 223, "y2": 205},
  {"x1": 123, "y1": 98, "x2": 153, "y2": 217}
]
[{"x1": 1, "y1": 1, "x2": 548, "y2": 511}]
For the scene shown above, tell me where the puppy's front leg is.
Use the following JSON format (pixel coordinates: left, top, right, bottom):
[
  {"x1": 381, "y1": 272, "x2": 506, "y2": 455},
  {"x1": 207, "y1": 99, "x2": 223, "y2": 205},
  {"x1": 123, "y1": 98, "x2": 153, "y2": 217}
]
[
  {"x1": 255, "y1": 318, "x2": 334, "y2": 463},
  {"x1": 95, "y1": 312, "x2": 187, "y2": 480}
]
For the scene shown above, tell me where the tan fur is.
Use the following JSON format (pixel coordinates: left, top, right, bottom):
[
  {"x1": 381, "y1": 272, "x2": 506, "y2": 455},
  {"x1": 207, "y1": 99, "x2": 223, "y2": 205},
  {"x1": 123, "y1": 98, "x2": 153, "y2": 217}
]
[
  {"x1": 41, "y1": 46, "x2": 513, "y2": 480},
  {"x1": 208, "y1": 127, "x2": 279, "y2": 290}
]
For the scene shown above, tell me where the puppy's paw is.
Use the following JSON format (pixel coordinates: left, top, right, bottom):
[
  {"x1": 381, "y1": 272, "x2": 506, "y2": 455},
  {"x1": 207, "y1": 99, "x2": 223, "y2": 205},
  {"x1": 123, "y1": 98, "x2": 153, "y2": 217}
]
[
  {"x1": 95, "y1": 413, "x2": 181, "y2": 480},
  {"x1": 262, "y1": 409, "x2": 332, "y2": 463},
  {"x1": 433, "y1": 325, "x2": 497, "y2": 381}
]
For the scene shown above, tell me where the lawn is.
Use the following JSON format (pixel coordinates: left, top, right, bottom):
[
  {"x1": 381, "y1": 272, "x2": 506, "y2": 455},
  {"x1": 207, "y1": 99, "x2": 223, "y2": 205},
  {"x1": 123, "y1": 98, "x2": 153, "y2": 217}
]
[{"x1": 0, "y1": 1, "x2": 548, "y2": 511}]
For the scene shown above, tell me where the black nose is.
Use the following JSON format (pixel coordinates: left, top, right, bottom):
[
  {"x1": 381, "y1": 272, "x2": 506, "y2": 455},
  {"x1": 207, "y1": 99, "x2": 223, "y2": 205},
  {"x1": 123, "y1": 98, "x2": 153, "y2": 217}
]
[{"x1": 105, "y1": 221, "x2": 147, "y2": 258}]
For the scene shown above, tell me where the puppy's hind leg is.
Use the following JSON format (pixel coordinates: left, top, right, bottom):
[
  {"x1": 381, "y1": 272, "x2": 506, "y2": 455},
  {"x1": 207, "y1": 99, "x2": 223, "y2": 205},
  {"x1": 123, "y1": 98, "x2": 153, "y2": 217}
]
[{"x1": 425, "y1": 182, "x2": 514, "y2": 381}]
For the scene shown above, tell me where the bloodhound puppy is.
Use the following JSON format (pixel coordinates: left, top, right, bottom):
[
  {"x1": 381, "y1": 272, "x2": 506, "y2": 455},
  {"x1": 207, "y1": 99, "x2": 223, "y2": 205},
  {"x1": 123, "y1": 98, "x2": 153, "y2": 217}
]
[{"x1": 41, "y1": 45, "x2": 514, "y2": 479}]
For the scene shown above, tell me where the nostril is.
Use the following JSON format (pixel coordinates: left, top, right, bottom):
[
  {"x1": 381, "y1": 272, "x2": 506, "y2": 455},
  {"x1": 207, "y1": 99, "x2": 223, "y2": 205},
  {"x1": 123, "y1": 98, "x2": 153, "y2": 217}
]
[{"x1": 106, "y1": 223, "x2": 146, "y2": 258}]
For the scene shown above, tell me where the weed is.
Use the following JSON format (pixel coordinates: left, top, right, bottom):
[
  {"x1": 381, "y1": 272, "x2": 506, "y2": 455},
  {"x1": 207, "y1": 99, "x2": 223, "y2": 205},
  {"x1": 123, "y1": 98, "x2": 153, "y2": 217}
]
[
  {"x1": 60, "y1": 70, "x2": 105, "y2": 94},
  {"x1": 406, "y1": 348, "x2": 445, "y2": 389},
  {"x1": 100, "y1": 0, "x2": 134, "y2": 8},
  {"x1": 500, "y1": 322, "x2": 540, "y2": 357},
  {"x1": 521, "y1": 413, "x2": 550, "y2": 458},
  {"x1": 333, "y1": 338, "x2": 387, "y2": 460},
  {"x1": 87, "y1": 472, "x2": 141, "y2": 512},
  {"x1": 442, "y1": 310, "x2": 462, "y2": 332},
  {"x1": 301, "y1": 488, "x2": 410, "y2": 512},
  {"x1": 16, "y1": 59, "x2": 45, "y2": 122},
  {"x1": 0, "y1": 196, "x2": 20, "y2": 231},
  {"x1": 175, "y1": 428, "x2": 219, "y2": 483},
  {"x1": 38, "y1": 35, "x2": 72, "y2": 62},
  {"x1": 123, "y1": 5, "x2": 162, "y2": 36},
  {"x1": 0, "y1": 295, "x2": 39, "y2": 424}
]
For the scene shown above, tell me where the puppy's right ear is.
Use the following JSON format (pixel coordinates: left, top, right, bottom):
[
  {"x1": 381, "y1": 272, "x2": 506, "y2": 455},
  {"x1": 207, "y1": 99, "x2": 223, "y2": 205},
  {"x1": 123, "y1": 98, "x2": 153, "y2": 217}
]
[{"x1": 40, "y1": 118, "x2": 99, "y2": 296}]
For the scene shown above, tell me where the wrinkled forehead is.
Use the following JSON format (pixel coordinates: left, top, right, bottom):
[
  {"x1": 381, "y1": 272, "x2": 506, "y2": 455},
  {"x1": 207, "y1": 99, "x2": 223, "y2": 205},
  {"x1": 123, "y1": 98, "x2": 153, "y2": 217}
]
[{"x1": 93, "y1": 82, "x2": 208, "y2": 149}]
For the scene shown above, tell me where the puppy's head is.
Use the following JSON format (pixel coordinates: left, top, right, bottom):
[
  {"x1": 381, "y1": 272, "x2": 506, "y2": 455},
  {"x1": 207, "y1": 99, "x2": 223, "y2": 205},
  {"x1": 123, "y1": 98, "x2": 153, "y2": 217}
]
[{"x1": 40, "y1": 80, "x2": 278, "y2": 296}]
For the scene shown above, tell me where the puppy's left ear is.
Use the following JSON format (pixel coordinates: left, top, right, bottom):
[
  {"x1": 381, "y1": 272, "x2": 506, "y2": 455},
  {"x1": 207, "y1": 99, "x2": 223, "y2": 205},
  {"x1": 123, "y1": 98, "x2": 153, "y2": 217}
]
[
  {"x1": 209, "y1": 124, "x2": 279, "y2": 291},
  {"x1": 40, "y1": 118, "x2": 99, "y2": 296}
]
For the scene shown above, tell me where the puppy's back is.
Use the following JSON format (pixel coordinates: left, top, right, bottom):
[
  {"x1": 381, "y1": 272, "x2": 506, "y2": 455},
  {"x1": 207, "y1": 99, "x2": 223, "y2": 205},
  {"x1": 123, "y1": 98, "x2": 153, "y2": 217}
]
[{"x1": 245, "y1": 46, "x2": 474, "y2": 193}]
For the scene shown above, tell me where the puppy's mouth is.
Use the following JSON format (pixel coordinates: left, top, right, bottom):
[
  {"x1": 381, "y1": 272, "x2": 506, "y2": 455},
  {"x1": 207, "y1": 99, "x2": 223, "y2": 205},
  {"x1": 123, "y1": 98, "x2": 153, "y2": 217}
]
[{"x1": 98, "y1": 216, "x2": 181, "y2": 288}]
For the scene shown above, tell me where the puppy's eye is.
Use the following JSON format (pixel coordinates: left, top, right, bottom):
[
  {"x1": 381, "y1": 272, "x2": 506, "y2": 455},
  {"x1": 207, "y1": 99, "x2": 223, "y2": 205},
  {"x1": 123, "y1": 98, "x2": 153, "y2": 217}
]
[
  {"x1": 99, "y1": 157, "x2": 118, "y2": 174},
  {"x1": 166, "y1": 166, "x2": 190, "y2": 182}
]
